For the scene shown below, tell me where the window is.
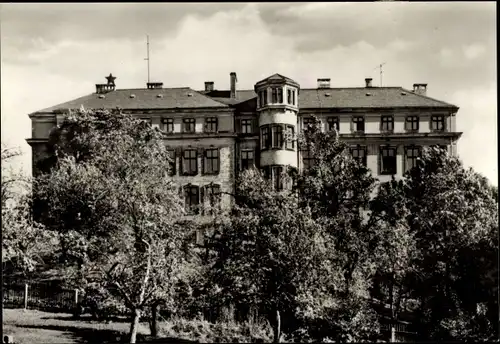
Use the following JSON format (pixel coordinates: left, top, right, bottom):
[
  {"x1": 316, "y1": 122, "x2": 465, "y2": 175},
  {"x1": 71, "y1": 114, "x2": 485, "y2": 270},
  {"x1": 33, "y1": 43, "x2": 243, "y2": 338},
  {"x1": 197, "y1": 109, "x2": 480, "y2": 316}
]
[
  {"x1": 272, "y1": 166, "x2": 284, "y2": 191},
  {"x1": 405, "y1": 116, "x2": 419, "y2": 132},
  {"x1": 241, "y1": 150, "x2": 255, "y2": 170},
  {"x1": 351, "y1": 146, "x2": 367, "y2": 166},
  {"x1": 272, "y1": 125, "x2": 283, "y2": 149},
  {"x1": 241, "y1": 119, "x2": 253, "y2": 134},
  {"x1": 184, "y1": 185, "x2": 200, "y2": 215},
  {"x1": 302, "y1": 149, "x2": 315, "y2": 170},
  {"x1": 327, "y1": 117, "x2": 340, "y2": 132},
  {"x1": 380, "y1": 146, "x2": 397, "y2": 175},
  {"x1": 163, "y1": 118, "x2": 174, "y2": 133},
  {"x1": 353, "y1": 116, "x2": 365, "y2": 132},
  {"x1": 431, "y1": 115, "x2": 445, "y2": 132},
  {"x1": 261, "y1": 126, "x2": 270, "y2": 150},
  {"x1": 203, "y1": 148, "x2": 219, "y2": 174},
  {"x1": 259, "y1": 90, "x2": 268, "y2": 107},
  {"x1": 285, "y1": 125, "x2": 295, "y2": 150},
  {"x1": 167, "y1": 149, "x2": 176, "y2": 176},
  {"x1": 182, "y1": 149, "x2": 198, "y2": 175},
  {"x1": 205, "y1": 117, "x2": 218, "y2": 133},
  {"x1": 292, "y1": 90, "x2": 296, "y2": 105},
  {"x1": 204, "y1": 184, "x2": 221, "y2": 215},
  {"x1": 140, "y1": 117, "x2": 152, "y2": 125},
  {"x1": 405, "y1": 146, "x2": 420, "y2": 172},
  {"x1": 287, "y1": 89, "x2": 292, "y2": 104},
  {"x1": 381, "y1": 115, "x2": 394, "y2": 132},
  {"x1": 303, "y1": 117, "x2": 315, "y2": 129},
  {"x1": 278, "y1": 88, "x2": 283, "y2": 103},
  {"x1": 183, "y1": 118, "x2": 195, "y2": 133}
]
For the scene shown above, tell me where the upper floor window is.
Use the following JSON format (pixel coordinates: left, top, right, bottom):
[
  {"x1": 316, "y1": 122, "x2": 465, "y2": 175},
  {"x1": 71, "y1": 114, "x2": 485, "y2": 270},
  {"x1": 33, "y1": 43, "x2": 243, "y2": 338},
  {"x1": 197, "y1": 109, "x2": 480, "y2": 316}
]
[
  {"x1": 163, "y1": 118, "x2": 174, "y2": 133},
  {"x1": 287, "y1": 89, "x2": 293, "y2": 105},
  {"x1": 182, "y1": 149, "x2": 198, "y2": 175},
  {"x1": 259, "y1": 90, "x2": 268, "y2": 107},
  {"x1": 203, "y1": 184, "x2": 221, "y2": 215},
  {"x1": 285, "y1": 125, "x2": 295, "y2": 150},
  {"x1": 241, "y1": 119, "x2": 253, "y2": 134},
  {"x1": 272, "y1": 166, "x2": 284, "y2": 191},
  {"x1": 271, "y1": 87, "x2": 283, "y2": 104},
  {"x1": 140, "y1": 117, "x2": 152, "y2": 125},
  {"x1": 380, "y1": 146, "x2": 397, "y2": 175},
  {"x1": 272, "y1": 125, "x2": 283, "y2": 149},
  {"x1": 241, "y1": 150, "x2": 255, "y2": 170},
  {"x1": 167, "y1": 149, "x2": 176, "y2": 176},
  {"x1": 431, "y1": 115, "x2": 445, "y2": 132},
  {"x1": 350, "y1": 145, "x2": 367, "y2": 166},
  {"x1": 405, "y1": 116, "x2": 419, "y2": 132},
  {"x1": 203, "y1": 148, "x2": 219, "y2": 175},
  {"x1": 353, "y1": 116, "x2": 365, "y2": 132},
  {"x1": 261, "y1": 126, "x2": 270, "y2": 150},
  {"x1": 302, "y1": 149, "x2": 315, "y2": 170},
  {"x1": 327, "y1": 116, "x2": 340, "y2": 132},
  {"x1": 184, "y1": 185, "x2": 200, "y2": 215},
  {"x1": 183, "y1": 118, "x2": 196, "y2": 133},
  {"x1": 205, "y1": 117, "x2": 218, "y2": 133},
  {"x1": 381, "y1": 115, "x2": 394, "y2": 132},
  {"x1": 303, "y1": 117, "x2": 315, "y2": 129},
  {"x1": 405, "y1": 146, "x2": 420, "y2": 172}
]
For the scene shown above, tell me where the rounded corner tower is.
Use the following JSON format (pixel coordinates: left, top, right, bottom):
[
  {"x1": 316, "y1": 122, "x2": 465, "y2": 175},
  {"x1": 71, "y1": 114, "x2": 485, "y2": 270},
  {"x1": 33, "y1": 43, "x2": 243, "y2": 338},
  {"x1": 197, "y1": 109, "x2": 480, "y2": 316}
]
[{"x1": 254, "y1": 73, "x2": 300, "y2": 186}]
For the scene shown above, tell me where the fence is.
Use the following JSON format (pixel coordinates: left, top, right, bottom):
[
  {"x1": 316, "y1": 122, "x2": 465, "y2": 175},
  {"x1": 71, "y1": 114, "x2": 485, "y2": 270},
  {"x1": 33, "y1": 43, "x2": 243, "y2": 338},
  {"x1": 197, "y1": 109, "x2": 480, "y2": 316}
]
[{"x1": 3, "y1": 280, "x2": 78, "y2": 313}]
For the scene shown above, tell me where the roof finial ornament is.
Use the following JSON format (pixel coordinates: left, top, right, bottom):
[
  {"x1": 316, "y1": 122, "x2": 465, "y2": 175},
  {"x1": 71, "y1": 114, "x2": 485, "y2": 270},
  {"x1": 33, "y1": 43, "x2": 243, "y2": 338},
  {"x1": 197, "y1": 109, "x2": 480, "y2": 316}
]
[{"x1": 106, "y1": 73, "x2": 116, "y2": 86}]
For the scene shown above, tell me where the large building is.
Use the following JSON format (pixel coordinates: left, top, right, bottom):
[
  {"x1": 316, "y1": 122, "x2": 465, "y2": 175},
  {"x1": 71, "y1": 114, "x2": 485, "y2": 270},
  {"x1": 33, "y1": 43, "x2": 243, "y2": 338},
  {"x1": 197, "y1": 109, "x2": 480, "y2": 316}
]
[{"x1": 27, "y1": 72, "x2": 461, "y2": 213}]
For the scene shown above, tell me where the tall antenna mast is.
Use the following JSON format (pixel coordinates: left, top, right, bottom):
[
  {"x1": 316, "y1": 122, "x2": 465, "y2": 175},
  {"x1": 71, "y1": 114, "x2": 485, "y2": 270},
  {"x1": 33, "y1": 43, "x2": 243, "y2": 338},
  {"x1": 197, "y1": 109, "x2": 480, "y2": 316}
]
[
  {"x1": 144, "y1": 35, "x2": 150, "y2": 83},
  {"x1": 374, "y1": 62, "x2": 386, "y2": 87}
]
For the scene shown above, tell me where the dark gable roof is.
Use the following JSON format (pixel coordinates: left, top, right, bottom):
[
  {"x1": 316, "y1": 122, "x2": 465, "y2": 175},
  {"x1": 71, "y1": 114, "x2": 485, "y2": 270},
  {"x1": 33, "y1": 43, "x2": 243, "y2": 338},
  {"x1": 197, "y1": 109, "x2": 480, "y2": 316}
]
[
  {"x1": 34, "y1": 85, "x2": 458, "y2": 115},
  {"x1": 204, "y1": 87, "x2": 458, "y2": 110},
  {"x1": 33, "y1": 87, "x2": 229, "y2": 114}
]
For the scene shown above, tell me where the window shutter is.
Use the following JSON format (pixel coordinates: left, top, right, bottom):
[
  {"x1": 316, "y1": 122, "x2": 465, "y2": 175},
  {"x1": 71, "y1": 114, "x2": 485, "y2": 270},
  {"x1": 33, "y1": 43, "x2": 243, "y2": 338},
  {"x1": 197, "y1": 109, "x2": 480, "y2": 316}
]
[
  {"x1": 378, "y1": 147, "x2": 382, "y2": 175},
  {"x1": 201, "y1": 149, "x2": 206, "y2": 175},
  {"x1": 350, "y1": 117, "x2": 354, "y2": 132},
  {"x1": 179, "y1": 150, "x2": 184, "y2": 175},
  {"x1": 235, "y1": 118, "x2": 241, "y2": 133},
  {"x1": 217, "y1": 148, "x2": 221, "y2": 175},
  {"x1": 200, "y1": 185, "x2": 205, "y2": 215}
]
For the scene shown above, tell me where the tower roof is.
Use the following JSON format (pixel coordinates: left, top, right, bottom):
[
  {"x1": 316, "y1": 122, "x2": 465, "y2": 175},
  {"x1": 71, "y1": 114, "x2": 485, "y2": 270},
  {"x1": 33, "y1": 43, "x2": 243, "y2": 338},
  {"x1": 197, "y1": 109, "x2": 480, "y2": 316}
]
[{"x1": 254, "y1": 73, "x2": 300, "y2": 90}]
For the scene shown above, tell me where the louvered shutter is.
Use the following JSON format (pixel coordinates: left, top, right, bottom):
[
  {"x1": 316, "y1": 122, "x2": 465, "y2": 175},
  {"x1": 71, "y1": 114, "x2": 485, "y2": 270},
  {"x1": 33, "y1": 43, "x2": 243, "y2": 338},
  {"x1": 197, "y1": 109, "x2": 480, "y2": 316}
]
[{"x1": 200, "y1": 185, "x2": 205, "y2": 215}]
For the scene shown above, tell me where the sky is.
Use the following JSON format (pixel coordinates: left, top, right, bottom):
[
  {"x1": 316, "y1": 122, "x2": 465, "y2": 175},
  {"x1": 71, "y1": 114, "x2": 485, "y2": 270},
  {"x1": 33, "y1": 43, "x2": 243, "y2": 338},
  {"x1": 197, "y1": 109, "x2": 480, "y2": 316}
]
[{"x1": 1, "y1": 2, "x2": 497, "y2": 185}]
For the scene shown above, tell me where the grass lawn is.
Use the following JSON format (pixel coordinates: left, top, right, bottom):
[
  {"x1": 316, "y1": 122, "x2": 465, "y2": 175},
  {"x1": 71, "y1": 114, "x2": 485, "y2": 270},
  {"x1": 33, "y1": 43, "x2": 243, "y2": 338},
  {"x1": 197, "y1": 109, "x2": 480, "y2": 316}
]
[{"x1": 2, "y1": 308, "x2": 174, "y2": 343}]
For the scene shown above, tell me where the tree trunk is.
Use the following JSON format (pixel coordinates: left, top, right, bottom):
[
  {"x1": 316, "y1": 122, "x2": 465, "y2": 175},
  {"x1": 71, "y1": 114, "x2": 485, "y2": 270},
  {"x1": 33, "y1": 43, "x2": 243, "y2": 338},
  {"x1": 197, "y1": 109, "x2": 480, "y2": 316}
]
[
  {"x1": 129, "y1": 308, "x2": 141, "y2": 344},
  {"x1": 150, "y1": 303, "x2": 159, "y2": 337},
  {"x1": 273, "y1": 309, "x2": 281, "y2": 343}
]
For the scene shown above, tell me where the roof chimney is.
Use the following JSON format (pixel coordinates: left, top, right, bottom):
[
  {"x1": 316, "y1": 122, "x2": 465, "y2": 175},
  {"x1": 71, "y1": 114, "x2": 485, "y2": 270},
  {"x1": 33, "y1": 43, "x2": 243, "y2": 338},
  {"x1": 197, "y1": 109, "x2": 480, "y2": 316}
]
[
  {"x1": 230, "y1": 72, "x2": 237, "y2": 99},
  {"x1": 413, "y1": 83, "x2": 427, "y2": 96},
  {"x1": 365, "y1": 78, "x2": 373, "y2": 88},
  {"x1": 205, "y1": 81, "x2": 214, "y2": 92},
  {"x1": 147, "y1": 82, "x2": 163, "y2": 89},
  {"x1": 317, "y1": 78, "x2": 331, "y2": 89}
]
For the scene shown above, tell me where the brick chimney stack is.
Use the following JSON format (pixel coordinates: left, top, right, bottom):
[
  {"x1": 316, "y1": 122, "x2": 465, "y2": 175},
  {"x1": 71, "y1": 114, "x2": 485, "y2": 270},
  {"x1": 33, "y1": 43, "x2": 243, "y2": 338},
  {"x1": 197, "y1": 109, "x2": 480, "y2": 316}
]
[
  {"x1": 365, "y1": 78, "x2": 373, "y2": 88},
  {"x1": 413, "y1": 83, "x2": 428, "y2": 96},
  {"x1": 205, "y1": 81, "x2": 214, "y2": 92},
  {"x1": 230, "y1": 72, "x2": 237, "y2": 99}
]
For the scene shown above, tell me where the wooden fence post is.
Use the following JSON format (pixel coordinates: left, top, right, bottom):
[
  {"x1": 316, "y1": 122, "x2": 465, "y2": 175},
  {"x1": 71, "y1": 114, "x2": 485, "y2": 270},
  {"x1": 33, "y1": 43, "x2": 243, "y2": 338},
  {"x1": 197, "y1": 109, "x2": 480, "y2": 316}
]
[{"x1": 24, "y1": 283, "x2": 29, "y2": 310}]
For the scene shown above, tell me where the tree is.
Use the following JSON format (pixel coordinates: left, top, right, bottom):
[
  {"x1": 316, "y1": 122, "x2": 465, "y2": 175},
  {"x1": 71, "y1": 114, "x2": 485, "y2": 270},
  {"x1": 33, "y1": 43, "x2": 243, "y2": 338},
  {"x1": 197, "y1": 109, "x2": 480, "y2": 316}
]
[
  {"x1": 292, "y1": 117, "x2": 382, "y2": 341},
  {"x1": 2, "y1": 144, "x2": 54, "y2": 278},
  {"x1": 34, "y1": 109, "x2": 192, "y2": 343},
  {"x1": 210, "y1": 168, "x2": 338, "y2": 343},
  {"x1": 399, "y1": 146, "x2": 498, "y2": 340}
]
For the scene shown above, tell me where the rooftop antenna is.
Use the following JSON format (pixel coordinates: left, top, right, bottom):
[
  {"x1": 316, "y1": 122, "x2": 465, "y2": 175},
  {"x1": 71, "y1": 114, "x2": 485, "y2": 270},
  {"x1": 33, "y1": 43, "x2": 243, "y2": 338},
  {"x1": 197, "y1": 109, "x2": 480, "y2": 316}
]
[
  {"x1": 373, "y1": 62, "x2": 386, "y2": 87},
  {"x1": 144, "y1": 35, "x2": 150, "y2": 83}
]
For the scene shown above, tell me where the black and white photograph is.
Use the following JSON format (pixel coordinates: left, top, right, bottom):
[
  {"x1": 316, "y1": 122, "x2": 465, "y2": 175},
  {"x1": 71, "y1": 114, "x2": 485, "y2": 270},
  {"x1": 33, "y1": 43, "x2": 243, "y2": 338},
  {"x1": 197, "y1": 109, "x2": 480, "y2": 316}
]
[{"x1": 1, "y1": 2, "x2": 497, "y2": 343}]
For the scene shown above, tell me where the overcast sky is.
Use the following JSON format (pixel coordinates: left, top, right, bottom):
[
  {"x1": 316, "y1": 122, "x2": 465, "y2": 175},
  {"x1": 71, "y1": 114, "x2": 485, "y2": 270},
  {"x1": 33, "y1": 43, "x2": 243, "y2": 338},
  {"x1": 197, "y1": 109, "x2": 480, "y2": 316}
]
[{"x1": 1, "y1": 2, "x2": 496, "y2": 184}]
